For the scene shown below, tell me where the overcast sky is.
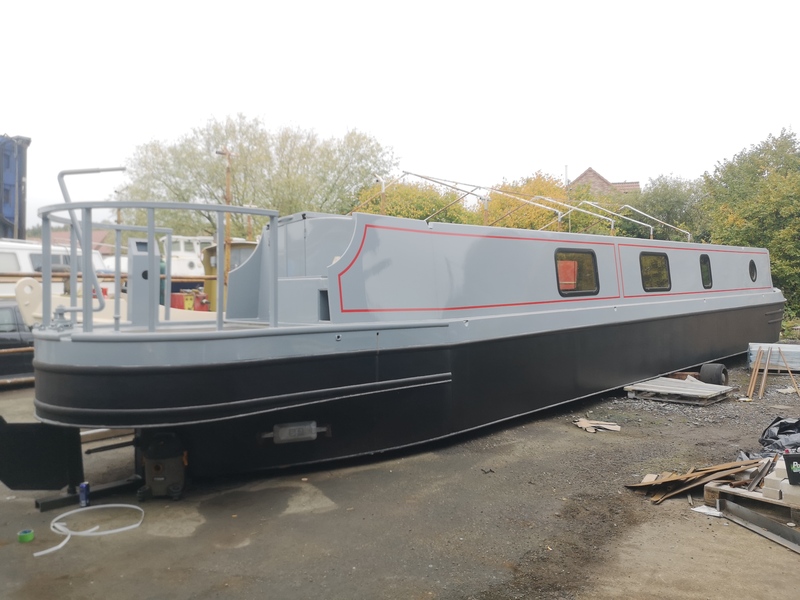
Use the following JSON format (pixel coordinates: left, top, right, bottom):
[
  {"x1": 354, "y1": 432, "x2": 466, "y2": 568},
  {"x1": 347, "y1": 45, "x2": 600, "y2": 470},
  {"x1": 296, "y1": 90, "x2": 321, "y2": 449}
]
[{"x1": 4, "y1": 1, "x2": 798, "y2": 223}]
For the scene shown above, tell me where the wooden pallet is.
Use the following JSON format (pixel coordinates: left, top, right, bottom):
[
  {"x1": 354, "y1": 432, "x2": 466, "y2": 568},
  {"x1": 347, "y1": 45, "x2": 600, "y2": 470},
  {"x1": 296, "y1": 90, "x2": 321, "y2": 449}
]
[
  {"x1": 624, "y1": 377, "x2": 736, "y2": 406},
  {"x1": 627, "y1": 390, "x2": 730, "y2": 406},
  {"x1": 704, "y1": 480, "x2": 800, "y2": 521}
]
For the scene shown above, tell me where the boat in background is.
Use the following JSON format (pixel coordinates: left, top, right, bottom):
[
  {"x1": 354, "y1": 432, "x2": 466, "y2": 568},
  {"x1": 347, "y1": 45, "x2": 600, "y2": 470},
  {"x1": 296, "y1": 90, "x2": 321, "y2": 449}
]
[
  {"x1": 0, "y1": 237, "x2": 107, "y2": 298},
  {"x1": 162, "y1": 235, "x2": 213, "y2": 280}
]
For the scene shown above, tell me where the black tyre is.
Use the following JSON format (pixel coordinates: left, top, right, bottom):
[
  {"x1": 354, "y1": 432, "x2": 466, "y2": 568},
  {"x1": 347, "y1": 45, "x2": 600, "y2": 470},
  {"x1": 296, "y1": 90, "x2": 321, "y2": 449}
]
[{"x1": 699, "y1": 363, "x2": 728, "y2": 386}]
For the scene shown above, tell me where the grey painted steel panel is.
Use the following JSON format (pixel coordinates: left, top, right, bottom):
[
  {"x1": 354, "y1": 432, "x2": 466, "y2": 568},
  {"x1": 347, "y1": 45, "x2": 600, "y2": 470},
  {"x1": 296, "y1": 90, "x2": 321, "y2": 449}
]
[
  {"x1": 36, "y1": 290, "x2": 778, "y2": 370},
  {"x1": 278, "y1": 214, "x2": 353, "y2": 277},
  {"x1": 327, "y1": 213, "x2": 779, "y2": 324}
]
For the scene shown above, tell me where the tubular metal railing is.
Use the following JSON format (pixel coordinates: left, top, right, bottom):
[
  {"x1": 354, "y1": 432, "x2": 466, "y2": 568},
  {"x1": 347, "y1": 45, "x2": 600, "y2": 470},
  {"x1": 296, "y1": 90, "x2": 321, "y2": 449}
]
[{"x1": 38, "y1": 200, "x2": 279, "y2": 333}]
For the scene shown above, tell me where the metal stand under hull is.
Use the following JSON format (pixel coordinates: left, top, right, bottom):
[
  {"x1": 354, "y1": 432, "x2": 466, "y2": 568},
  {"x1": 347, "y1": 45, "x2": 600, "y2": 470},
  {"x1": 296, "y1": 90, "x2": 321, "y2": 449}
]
[{"x1": 33, "y1": 302, "x2": 783, "y2": 477}]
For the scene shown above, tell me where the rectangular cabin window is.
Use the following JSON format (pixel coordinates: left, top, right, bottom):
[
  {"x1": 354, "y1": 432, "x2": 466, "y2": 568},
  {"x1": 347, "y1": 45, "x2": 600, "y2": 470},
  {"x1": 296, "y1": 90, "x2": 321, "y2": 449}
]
[
  {"x1": 0, "y1": 252, "x2": 20, "y2": 272},
  {"x1": 555, "y1": 250, "x2": 599, "y2": 296},
  {"x1": 640, "y1": 252, "x2": 671, "y2": 292},
  {"x1": 31, "y1": 253, "x2": 71, "y2": 272},
  {"x1": 700, "y1": 254, "x2": 712, "y2": 289}
]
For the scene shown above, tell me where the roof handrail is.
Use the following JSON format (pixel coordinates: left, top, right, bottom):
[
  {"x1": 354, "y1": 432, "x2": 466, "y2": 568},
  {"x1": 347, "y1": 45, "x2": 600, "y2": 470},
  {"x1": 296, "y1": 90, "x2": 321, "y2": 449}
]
[
  {"x1": 580, "y1": 202, "x2": 654, "y2": 239},
  {"x1": 620, "y1": 205, "x2": 692, "y2": 241}
]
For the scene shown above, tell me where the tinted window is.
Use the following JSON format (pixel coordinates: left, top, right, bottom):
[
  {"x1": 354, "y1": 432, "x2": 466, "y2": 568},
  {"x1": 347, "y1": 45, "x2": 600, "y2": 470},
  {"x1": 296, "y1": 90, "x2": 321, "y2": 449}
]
[
  {"x1": 640, "y1": 252, "x2": 671, "y2": 292},
  {"x1": 555, "y1": 249, "x2": 599, "y2": 296},
  {"x1": 749, "y1": 260, "x2": 757, "y2": 282},
  {"x1": 0, "y1": 307, "x2": 17, "y2": 332},
  {"x1": 31, "y1": 253, "x2": 70, "y2": 272},
  {"x1": 700, "y1": 254, "x2": 712, "y2": 289}
]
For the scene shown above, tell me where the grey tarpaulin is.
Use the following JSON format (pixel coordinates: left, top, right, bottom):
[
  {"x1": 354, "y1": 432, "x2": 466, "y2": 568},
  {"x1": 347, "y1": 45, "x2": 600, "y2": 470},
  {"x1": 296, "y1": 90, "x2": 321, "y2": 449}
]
[{"x1": 759, "y1": 417, "x2": 800, "y2": 452}]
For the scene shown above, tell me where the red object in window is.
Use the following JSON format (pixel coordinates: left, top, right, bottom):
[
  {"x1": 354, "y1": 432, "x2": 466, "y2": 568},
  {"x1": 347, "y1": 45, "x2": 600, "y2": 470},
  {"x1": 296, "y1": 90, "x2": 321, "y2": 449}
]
[{"x1": 558, "y1": 260, "x2": 577, "y2": 291}]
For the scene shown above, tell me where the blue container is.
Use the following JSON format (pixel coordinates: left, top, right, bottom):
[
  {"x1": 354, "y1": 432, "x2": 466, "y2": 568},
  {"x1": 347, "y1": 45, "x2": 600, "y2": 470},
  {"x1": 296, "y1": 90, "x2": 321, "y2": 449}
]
[{"x1": 79, "y1": 481, "x2": 90, "y2": 506}]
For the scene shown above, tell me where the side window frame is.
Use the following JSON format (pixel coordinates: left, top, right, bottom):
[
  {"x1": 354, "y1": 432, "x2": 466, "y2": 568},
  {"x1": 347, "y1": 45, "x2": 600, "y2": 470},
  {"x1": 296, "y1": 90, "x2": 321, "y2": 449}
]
[
  {"x1": 555, "y1": 248, "x2": 600, "y2": 297},
  {"x1": 640, "y1": 252, "x2": 671, "y2": 292},
  {"x1": 0, "y1": 252, "x2": 21, "y2": 272},
  {"x1": 699, "y1": 254, "x2": 713, "y2": 289},
  {"x1": 0, "y1": 307, "x2": 18, "y2": 332}
]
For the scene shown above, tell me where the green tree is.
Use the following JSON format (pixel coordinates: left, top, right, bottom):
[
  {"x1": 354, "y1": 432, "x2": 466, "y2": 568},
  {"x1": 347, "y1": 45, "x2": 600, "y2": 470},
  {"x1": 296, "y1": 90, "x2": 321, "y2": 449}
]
[
  {"x1": 702, "y1": 129, "x2": 800, "y2": 313},
  {"x1": 483, "y1": 172, "x2": 569, "y2": 231},
  {"x1": 355, "y1": 181, "x2": 480, "y2": 224},
  {"x1": 564, "y1": 179, "x2": 627, "y2": 236},
  {"x1": 617, "y1": 175, "x2": 706, "y2": 241},
  {"x1": 121, "y1": 115, "x2": 396, "y2": 236}
]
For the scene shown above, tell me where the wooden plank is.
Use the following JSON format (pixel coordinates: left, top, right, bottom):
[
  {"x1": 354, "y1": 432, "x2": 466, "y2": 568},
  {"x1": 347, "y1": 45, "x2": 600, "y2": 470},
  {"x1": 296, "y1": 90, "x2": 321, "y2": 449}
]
[
  {"x1": 778, "y1": 347, "x2": 800, "y2": 400},
  {"x1": 653, "y1": 464, "x2": 762, "y2": 504},
  {"x1": 0, "y1": 375, "x2": 34, "y2": 387},
  {"x1": 758, "y1": 347, "x2": 772, "y2": 399},
  {"x1": 695, "y1": 459, "x2": 763, "y2": 472},
  {"x1": 667, "y1": 372, "x2": 701, "y2": 380},
  {"x1": 0, "y1": 347, "x2": 34, "y2": 356},
  {"x1": 747, "y1": 348, "x2": 763, "y2": 399},
  {"x1": 746, "y1": 456, "x2": 777, "y2": 492},
  {"x1": 626, "y1": 459, "x2": 762, "y2": 488},
  {"x1": 573, "y1": 418, "x2": 620, "y2": 432},
  {"x1": 650, "y1": 488, "x2": 673, "y2": 502}
]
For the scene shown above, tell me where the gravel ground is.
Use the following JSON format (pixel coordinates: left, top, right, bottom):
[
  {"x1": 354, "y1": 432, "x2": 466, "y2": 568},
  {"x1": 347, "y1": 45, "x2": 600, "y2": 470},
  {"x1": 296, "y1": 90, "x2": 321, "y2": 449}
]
[{"x1": 465, "y1": 352, "x2": 800, "y2": 600}]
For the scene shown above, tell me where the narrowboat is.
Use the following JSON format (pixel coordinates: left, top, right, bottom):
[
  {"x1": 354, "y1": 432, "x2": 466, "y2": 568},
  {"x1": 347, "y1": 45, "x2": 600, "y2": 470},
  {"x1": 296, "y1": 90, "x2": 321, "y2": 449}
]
[{"x1": 20, "y1": 198, "x2": 786, "y2": 480}]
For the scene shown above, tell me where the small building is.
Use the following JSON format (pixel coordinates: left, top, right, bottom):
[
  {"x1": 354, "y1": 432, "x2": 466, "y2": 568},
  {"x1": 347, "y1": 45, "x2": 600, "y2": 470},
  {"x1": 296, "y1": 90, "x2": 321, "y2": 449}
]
[{"x1": 569, "y1": 167, "x2": 640, "y2": 196}]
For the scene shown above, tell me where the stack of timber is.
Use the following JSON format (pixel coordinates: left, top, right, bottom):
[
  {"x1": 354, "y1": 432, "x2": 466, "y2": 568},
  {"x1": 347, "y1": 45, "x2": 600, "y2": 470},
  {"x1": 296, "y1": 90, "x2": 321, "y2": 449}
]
[
  {"x1": 623, "y1": 376, "x2": 735, "y2": 406},
  {"x1": 626, "y1": 458, "x2": 763, "y2": 504},
  {"x1": 747, "y1": 343, "x2": 800, "y2": 400}
]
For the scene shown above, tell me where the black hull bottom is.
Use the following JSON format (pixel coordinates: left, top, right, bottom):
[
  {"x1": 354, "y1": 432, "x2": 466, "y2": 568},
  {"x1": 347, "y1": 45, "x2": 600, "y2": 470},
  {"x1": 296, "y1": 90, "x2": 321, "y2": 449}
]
[{"x1": 35, "y1": 303, "x2": 783, "y2": 476}]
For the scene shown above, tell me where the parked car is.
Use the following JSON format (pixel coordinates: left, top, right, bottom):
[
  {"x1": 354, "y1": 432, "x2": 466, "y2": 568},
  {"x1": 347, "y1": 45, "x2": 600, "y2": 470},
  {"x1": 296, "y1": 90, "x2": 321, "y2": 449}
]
[{"x1": 0, "y1": 299, "x2": 34, "y2": 382}]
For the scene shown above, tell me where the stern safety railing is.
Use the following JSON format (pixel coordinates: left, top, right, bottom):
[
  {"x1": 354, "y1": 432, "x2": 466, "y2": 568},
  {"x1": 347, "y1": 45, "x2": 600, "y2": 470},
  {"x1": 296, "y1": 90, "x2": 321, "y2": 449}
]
[{"x1": 38, "y1": 199, "x2": 279, "y2": 333}]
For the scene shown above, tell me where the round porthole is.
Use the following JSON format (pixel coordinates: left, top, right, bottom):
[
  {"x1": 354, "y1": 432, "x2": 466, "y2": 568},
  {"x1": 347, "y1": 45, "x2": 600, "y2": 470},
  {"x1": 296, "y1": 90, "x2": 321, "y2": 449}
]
[{"x1": 749, "y1": 260, "x2": 757, "y2": 282}]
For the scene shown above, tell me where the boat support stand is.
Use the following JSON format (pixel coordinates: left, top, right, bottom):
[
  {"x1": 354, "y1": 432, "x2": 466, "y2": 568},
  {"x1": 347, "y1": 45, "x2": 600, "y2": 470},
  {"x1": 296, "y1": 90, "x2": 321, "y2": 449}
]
[{"x1": 0, "y1": 417, "x2": 141, "y2": 511}]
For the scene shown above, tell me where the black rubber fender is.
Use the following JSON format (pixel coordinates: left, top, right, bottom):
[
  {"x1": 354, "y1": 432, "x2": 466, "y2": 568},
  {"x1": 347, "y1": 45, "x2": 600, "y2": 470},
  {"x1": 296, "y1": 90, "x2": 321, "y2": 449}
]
[{"x1": 699, "y1": 363, "x2": 728, "y2": 386}]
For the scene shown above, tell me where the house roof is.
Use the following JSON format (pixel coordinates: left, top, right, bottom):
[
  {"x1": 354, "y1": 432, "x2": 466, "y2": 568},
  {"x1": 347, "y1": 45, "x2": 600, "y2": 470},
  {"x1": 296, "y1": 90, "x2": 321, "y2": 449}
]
[
  {"x1": 33, "y1": 229, "x2": 114, "y2": 254},
  {"x1": 570, "y1": 167, "x2": 640, "y2": 195}
]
